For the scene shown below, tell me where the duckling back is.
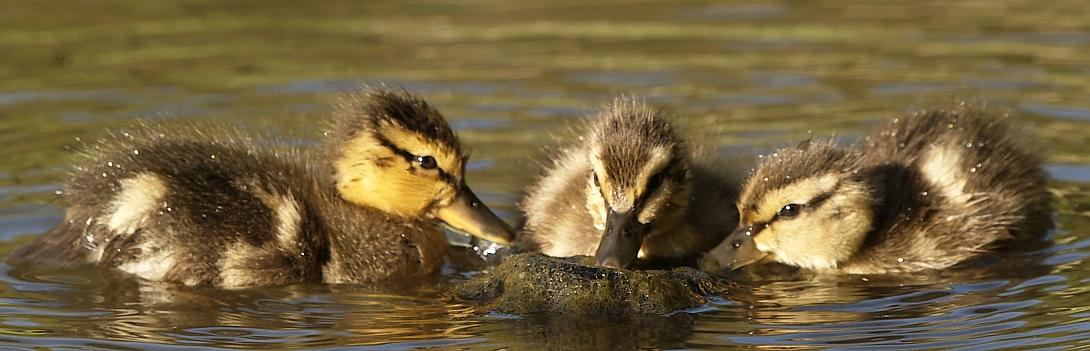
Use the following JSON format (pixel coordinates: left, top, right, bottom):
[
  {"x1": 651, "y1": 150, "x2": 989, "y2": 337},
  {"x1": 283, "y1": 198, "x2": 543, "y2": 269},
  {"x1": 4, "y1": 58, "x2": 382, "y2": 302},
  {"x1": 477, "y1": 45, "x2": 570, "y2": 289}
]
[
  {"x1": 704, "y1": 103, "x2": 1050, "y2": 275},
  {"x1": 8, "y1": 88, "x2": 516, "y2": 287},
  {"x1": 8, "y1": 129, "x2": 448, "y2": 287},
  {"x1": 851, "y1": 105, "x2": 1052, "y2": 270}
]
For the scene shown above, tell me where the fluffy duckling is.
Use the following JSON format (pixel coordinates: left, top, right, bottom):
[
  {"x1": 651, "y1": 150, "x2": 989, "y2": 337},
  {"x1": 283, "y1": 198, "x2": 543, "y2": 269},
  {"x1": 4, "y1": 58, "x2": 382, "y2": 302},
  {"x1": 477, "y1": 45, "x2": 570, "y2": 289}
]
[
  {"x1": 8, "y1": 88, "x2": 515, "y2": 287},
  {"x1": 702, "y1": 105, "x2": 1051, "y2": 274},
  {"x1": 518, "y1": 98, "x2": 739, "y2": 269}
]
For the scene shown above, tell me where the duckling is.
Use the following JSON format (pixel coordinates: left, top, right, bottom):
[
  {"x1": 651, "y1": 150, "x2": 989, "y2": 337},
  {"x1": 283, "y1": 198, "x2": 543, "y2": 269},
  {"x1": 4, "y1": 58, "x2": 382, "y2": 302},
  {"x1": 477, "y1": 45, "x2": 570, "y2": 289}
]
[
  {"x1": 8, "y1": 88, "x2": 515, "y2": 287},
  {"x1": 517, "y1": 97, "x2": 739, "y2": 269},
  {"x1": 702, "y1": 104, "x2": 1051, "y2": 274}
]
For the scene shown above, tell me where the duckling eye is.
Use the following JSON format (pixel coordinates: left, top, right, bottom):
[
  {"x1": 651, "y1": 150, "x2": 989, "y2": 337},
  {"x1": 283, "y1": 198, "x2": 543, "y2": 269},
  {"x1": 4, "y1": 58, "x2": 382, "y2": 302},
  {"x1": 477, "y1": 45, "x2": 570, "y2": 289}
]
[
  {"x1": 592, "y1": 173, "x2": 601, "y2": 187},
  {"x1": 416, "y1": 155, "x2": 437, "y2": 170},
  {"x1": 777, "y1": 204, "x2": 802, "y2": 218},
  {"x1": 646, "y1": 171, "x2": 667, "y2": 191}
]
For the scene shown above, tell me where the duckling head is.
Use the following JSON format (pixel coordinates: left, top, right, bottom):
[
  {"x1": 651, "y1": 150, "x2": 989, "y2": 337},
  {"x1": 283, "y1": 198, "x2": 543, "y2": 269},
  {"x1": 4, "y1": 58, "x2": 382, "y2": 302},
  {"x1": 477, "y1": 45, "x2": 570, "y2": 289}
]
[
  {"x1": 585, "y1": 98, "x2": 690, "y2": 269},
  {"x1": 702, "y1": 140, "x2": 877, "y2": 272},
  {"x1": 327, "y1": 88, "x2": 514, "y2": 245}
]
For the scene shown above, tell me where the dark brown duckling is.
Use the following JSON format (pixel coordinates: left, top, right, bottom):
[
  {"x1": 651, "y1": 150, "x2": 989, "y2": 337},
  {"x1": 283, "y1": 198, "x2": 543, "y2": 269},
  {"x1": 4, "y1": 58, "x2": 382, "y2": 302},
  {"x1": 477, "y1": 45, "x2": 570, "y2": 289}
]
[
  {"x1": 703, "y1": 104, "x2": 1051, "y2": 274},
  {"x1": 518, "y1": 97, "x2": 739, "y2": 269},
  {"x1": 8, "y1": 88, "x2": 515, "y2": 288}
]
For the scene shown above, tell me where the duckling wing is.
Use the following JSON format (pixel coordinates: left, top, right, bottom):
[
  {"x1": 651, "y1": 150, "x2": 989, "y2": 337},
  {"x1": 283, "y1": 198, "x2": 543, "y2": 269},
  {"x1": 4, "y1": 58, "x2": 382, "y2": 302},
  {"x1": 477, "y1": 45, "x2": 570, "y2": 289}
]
[{"x1": 844, "y1": 106, "x2": 1052, "y2": 273}]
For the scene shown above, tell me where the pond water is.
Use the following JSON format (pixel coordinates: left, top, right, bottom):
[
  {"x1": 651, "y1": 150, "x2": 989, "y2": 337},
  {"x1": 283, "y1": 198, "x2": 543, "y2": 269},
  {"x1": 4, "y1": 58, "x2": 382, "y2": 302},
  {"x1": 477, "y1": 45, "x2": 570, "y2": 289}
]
[{"x1": 3, "y1": 0, "x2": 1090, "y2": 349}]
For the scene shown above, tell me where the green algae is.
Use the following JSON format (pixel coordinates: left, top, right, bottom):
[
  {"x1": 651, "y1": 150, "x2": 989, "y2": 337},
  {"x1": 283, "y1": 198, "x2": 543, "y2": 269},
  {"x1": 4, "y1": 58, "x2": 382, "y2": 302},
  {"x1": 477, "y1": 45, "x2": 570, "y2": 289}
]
[{"x1": 450, "y1": 253, "x2": 727, "y2": 315}]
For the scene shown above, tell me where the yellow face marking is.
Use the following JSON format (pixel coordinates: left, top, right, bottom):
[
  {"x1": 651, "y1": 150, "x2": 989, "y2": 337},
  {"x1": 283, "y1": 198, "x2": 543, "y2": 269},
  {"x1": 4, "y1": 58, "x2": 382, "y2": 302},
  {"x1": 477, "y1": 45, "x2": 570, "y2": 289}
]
[
  {"x1": 588, "y1": 150, "x2": 621, "y2": 210},
  {"x1": 377, "y1": 121, "x2": 463, "y2": 179},
  {"x1": 741, "y1": 175, "x2": 874, "y2": 270},
  {"x1": 746, "y1": 174, "x2": 840, "y2": 224},
  {"x1": 587, "y1": 146, "x2": 673, "y2": 213},
  {"x1": 333, "y1": 124, "x2": 463, "y2": 217}
]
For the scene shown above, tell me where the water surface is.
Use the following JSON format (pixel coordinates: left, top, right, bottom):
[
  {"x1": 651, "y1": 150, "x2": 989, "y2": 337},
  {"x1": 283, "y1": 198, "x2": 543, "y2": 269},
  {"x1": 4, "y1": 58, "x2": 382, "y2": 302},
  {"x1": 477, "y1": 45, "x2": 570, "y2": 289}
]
[{"x1": 3, "y1": 0, "x2": 1090, "y2": 349}]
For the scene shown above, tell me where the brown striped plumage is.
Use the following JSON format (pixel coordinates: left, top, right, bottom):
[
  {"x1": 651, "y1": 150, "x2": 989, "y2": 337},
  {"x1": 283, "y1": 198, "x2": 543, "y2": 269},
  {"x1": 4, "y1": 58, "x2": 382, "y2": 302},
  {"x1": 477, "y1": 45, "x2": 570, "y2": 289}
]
[
  {"x1": 703, "y1": 104, "x2": 1052, "y2": 274},
  {"x1": 8, "y1": 87, "x2": 514, "y2": 287}
]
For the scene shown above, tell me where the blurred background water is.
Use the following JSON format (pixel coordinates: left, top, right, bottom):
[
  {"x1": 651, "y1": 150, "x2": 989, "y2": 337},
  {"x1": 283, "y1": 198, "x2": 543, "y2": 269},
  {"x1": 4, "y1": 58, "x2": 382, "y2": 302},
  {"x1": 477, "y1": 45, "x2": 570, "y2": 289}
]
[{"x1": 2, "y1": 0, "x2": 1090, "y2": 349}]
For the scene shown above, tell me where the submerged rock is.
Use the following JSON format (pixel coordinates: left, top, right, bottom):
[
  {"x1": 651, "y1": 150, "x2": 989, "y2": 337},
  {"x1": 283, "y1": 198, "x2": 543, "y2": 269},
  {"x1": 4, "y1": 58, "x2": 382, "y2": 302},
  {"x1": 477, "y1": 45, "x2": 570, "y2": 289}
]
[{"x1": 450, "y1": 253, "x2": 727, "y2": 315}]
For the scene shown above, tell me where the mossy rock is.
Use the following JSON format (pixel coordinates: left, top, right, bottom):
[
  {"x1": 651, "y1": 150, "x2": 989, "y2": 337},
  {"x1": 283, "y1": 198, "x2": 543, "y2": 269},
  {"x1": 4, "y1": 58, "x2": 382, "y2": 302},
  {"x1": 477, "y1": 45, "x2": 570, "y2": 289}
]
[{"x1": 450, "y1": 253, "x2": 727, "y2": 315}]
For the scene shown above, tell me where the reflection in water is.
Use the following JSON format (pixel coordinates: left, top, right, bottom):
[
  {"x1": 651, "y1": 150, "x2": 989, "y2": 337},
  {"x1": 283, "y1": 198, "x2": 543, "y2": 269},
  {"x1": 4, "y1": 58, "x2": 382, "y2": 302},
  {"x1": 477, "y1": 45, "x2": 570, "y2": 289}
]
[
  {"x1": 3, "y1": 263, "x2": 483, "y2": 348},
  {"x1": 2, "y1": 0, "x2": 1090, "y2": 349},
  {"x1": 469, "y1": 314, "x2": 698, "y2": 350},
  {"x1": 690, "y1": 239, "x2": 1090, "y2": 349}
]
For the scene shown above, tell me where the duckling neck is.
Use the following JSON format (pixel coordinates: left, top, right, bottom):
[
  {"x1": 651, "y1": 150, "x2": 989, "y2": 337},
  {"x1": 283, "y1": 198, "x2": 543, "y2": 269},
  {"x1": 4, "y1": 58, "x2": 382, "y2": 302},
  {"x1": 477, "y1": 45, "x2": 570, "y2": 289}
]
[
  {"x1": 315, "y1": 186, "x2": 448, "y2": 283},
  {"x1": 641, "y1": 205, "x2": 700, "y2": 258}
]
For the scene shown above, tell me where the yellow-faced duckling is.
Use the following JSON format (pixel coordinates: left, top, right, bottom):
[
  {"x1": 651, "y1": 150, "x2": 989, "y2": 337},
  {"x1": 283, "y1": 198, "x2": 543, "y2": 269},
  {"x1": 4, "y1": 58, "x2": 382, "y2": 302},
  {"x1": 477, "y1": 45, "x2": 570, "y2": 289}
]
[
  {"x1": 8, "y1": 88, "x2": 515, "y2": 287},
  {"x1": 702, "y1": 105, "x2": 1051, "y2": 274},
  {"x1": 518, "y1": 97, "x2": 739, "y2": 269}
]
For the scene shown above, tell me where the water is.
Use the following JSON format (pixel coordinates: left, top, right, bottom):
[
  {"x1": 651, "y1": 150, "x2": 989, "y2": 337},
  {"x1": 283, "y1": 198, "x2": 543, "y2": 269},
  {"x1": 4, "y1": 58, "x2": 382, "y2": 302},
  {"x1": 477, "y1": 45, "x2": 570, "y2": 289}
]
[{"x1": 2, "y1": 0, "x2": 1090, "y2": 349}]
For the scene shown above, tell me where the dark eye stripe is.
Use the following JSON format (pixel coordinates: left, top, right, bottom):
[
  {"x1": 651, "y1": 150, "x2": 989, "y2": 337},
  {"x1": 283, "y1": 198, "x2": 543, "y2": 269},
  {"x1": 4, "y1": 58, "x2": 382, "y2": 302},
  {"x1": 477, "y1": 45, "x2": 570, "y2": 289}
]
[
  {"x1": 767, "y1": 190, "x2": 834, "y2": 224},
  {"x1": 635, "y1": 157, "x2": 682, "y2": 207},
  {"x1": 375, "y1": 134, "x2": 458, "y2": 187},
  {"x1": 375, "y1": 134, "x2": 417, "y2": 163},
  {"x1": 808, "y1": 191, "x2": 834, "y2": 208}
]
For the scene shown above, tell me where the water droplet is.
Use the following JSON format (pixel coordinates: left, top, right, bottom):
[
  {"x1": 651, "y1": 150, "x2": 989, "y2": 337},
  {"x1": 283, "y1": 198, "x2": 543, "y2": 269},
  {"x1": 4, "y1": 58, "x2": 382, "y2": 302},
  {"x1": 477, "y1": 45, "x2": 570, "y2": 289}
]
[
  {"x1": 970, "y1": 167, "x2": 977, "y2": 173},
  {"x1": 892, "y1": 118, "x2": 900, "y2": 124},
  {"x1": 897, "y1": 257, "x2": 905, "y2": 263},
  {"x1": 101, "y1": 172, "x2": 108, "y2": 178},
  {"x1": 920, "y1": 191, "x2": 928, "y2": 196},
  {"x1": 210, "y1": 154, "x2": 217, "y2": 159},
  {"x1": 54, "y1": 190, "x2": 63, "y2": 195},
  {"x1": 132, "y1": 149, "x2": 140, "y2": 155},
  {"x1": 762, "y1": 177, "x2": 769, "y2": 182},
  {"x1": 966, "y1": 142, "x2": 973, "y2": 148},
  {"x1": 947, "y1": 123, "x2": 955, "y2": 129},
  {"x1": 107, "y1": 161, "x2": 114, "y2": 167}
]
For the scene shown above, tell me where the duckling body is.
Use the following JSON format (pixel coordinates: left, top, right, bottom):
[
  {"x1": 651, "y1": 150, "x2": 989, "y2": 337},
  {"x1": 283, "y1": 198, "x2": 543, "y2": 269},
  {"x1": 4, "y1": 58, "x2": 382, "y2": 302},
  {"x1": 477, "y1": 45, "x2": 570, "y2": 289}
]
[
  {"x1": 704, "y1": 105, "x2": 1051, "y2": 274},
  {"x1": 9, "y1": 89, "x2": 514, "y2": 287},
  {"x1": 518, "y1": 98, "x2": 739, "y2": 268}
]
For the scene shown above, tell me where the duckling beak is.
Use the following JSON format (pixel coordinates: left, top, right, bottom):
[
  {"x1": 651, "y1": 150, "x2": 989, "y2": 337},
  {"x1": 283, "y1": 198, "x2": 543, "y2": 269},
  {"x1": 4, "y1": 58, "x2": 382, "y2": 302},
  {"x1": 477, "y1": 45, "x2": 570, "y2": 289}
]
[
  {"x1": 595, "y1": 209, "x2": 648, "y2": 269},
  {"x1": 434, "y1": 186, "x2": 515, "y2": 245},
  {"x1": 700, "y1": 227, "x2": 767, "y2": 272}
]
